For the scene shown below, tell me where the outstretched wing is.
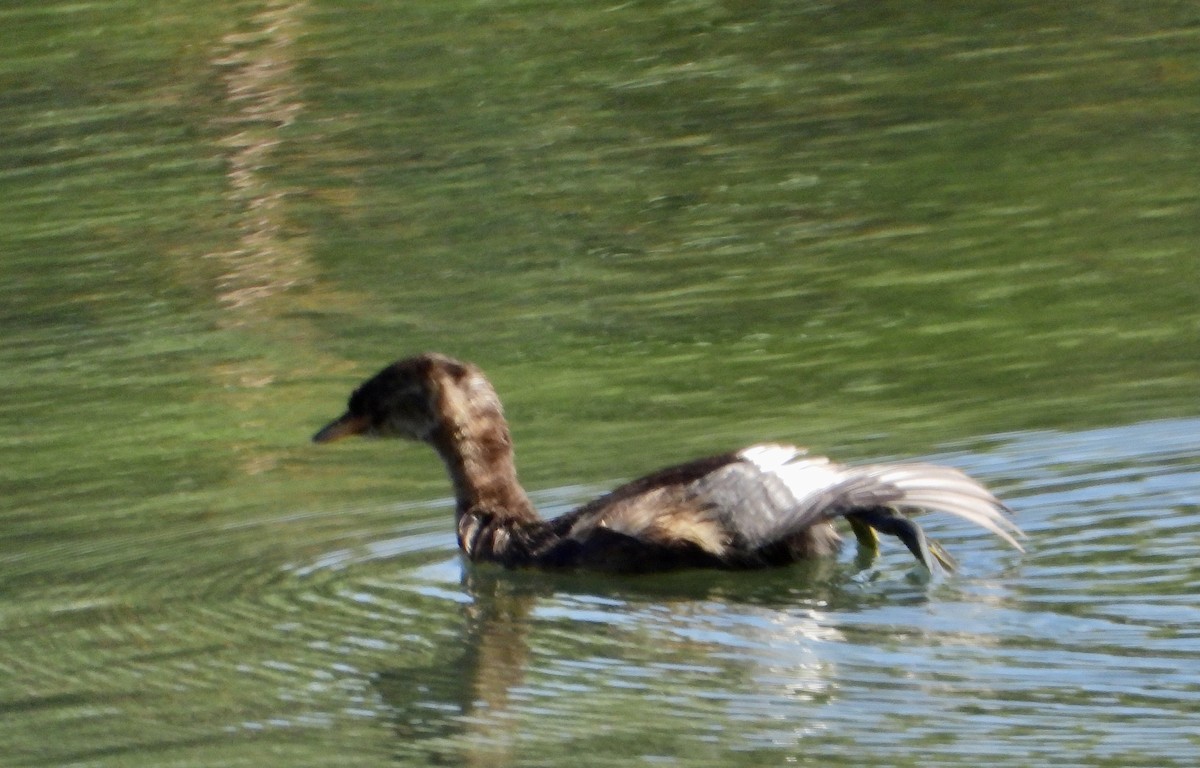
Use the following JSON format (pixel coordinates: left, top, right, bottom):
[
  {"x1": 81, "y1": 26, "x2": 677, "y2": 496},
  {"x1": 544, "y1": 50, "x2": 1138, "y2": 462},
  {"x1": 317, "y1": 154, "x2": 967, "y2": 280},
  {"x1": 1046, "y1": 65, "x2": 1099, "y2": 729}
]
[
  {"x1": 694, "y1": 444, "x2": 1024, "y2": 554},
  {"x1": 689, "y1": 447, "x2": 887, "y2": 549}
]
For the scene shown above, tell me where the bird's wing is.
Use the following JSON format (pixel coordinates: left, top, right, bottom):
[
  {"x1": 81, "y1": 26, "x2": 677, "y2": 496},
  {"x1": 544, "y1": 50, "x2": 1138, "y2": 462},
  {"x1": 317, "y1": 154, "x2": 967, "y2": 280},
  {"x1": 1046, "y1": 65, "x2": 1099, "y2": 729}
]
[{"x1": 695, "y1": 444, "x2": 1024, "y2": 552}]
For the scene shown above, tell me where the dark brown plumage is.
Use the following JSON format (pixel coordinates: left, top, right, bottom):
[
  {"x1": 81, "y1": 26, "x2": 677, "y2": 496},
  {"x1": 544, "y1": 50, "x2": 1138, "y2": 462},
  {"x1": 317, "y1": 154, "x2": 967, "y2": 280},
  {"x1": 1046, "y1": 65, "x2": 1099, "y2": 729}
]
[{"x1": 313, "y1": 353, "x2": 1023, "y2": 573}]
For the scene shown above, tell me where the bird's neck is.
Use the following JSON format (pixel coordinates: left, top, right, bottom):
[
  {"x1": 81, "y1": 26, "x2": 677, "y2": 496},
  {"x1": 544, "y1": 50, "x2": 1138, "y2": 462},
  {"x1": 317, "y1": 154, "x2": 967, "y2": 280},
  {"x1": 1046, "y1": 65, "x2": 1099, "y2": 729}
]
[{"x1": 429, "y1": 378, "x2": 539, "y2": 526}]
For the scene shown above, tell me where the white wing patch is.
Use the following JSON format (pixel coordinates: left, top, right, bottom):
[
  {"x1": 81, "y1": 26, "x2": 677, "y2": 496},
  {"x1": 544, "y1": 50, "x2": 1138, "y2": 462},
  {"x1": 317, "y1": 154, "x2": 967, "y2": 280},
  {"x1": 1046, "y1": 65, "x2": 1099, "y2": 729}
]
[
  {"x1": 738, "y1": 443, "x2": 844, "y2": 503},
  {"x1": 738, "y1": 443, "x2": 805, "y2": 471},
  {"x1": 738, "y1": 443, "x2": 1023, "y2": 551}
]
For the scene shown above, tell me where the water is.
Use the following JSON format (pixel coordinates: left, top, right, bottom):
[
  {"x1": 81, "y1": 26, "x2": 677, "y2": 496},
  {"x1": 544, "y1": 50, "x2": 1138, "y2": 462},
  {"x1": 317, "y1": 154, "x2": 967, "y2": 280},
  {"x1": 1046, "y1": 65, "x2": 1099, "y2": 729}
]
[{"x1": 1, "y1": 1, "x2": 1198, "y2": 766}]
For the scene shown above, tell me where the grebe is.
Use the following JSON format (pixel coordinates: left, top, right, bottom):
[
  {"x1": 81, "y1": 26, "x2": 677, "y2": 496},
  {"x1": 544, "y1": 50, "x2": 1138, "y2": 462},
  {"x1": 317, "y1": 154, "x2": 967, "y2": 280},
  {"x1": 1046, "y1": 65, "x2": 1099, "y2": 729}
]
[{"x1": 313, "y1": 353, "x2": 1022, "y2": 573}]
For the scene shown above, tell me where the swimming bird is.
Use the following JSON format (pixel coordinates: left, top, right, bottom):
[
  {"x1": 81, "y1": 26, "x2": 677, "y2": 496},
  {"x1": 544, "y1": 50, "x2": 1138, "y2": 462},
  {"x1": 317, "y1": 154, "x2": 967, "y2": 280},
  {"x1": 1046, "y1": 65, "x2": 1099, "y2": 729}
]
[{"x1": 313, "y1": 353, "x2": 1022, "y2": 573}]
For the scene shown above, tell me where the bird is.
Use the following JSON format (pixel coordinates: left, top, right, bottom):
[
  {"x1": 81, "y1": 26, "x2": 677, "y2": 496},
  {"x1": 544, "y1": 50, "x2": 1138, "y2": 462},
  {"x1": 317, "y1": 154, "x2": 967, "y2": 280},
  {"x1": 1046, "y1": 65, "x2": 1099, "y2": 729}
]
[{"x1": 313, "y1": 353, "x2": 1023, "y2": 574}]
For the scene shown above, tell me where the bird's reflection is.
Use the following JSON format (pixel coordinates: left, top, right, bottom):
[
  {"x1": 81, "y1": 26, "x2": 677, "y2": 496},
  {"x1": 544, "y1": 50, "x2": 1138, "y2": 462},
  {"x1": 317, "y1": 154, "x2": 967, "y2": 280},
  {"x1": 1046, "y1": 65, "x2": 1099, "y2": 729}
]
[
  {"x1": 373, "y1": 553, "x2": 925, "y2": 764},
  {"x1": 373, "y1": 568, "x2": 538, "y2": 766}
]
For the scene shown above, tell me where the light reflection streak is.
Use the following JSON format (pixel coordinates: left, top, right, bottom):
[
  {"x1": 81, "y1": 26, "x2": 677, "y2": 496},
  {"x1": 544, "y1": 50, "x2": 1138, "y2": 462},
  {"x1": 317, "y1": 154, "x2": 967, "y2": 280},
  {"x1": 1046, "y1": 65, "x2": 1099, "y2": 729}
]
[{"x1": 207, "y1": 0, "x2": 312, "y2": 318}]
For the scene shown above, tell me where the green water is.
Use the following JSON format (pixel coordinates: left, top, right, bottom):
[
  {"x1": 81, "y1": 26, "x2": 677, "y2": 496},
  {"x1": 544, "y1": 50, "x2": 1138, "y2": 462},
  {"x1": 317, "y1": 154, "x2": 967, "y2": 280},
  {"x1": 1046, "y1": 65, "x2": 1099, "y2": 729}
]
[{"x1": 2, "y1": 1, "x2": 1198, "y2": 766}]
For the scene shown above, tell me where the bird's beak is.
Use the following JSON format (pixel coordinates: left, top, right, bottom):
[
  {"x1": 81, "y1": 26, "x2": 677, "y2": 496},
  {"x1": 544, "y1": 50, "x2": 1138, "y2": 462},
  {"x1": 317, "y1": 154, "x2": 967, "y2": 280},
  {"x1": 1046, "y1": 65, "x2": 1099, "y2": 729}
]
[{"x1": 312, "y1": 412, "x2": 371, "y2": 444}]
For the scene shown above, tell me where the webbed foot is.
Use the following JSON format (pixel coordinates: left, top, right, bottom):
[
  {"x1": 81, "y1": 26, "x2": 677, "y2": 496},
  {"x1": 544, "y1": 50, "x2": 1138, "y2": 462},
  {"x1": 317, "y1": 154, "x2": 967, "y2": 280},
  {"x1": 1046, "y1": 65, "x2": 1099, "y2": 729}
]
[{"x1": 846, "y1": 508, "x2": 957, "y2": 572}]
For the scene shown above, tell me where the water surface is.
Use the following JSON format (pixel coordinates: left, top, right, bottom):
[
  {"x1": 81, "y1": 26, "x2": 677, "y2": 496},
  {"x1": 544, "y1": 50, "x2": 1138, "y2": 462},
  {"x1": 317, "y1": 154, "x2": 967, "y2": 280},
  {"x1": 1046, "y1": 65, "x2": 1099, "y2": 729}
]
[{"x1": 1, "y1": 2, "x2": 1198, "y2": 766}]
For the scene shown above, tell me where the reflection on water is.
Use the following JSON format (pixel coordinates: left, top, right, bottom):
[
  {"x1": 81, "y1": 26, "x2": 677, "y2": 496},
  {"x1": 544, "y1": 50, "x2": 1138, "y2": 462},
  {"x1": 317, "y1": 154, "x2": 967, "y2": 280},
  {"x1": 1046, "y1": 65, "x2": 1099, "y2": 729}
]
[
  {"x1": 375, "y1": 572, "x2": 534, "y2": 766},
  {"x1": 208, "y1": 0, "x2": 312, "y2": 315},
  {"x1": 373, "y1": 564, "x2": 851, "y2": 767}
]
